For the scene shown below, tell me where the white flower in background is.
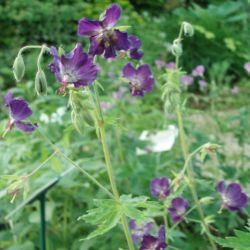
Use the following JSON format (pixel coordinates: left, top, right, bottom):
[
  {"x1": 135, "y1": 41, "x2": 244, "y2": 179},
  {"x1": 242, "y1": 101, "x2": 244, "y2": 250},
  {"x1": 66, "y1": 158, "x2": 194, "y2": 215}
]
[
  {"x1": 40, "y1": 107, "x2": 66, "y2": 124},
  {"x1": 40, "y1": 113, "x2": 50, "y2": 124},
  {"x1": 136, "y1": 125, "x2": 179, "y2": 155}
]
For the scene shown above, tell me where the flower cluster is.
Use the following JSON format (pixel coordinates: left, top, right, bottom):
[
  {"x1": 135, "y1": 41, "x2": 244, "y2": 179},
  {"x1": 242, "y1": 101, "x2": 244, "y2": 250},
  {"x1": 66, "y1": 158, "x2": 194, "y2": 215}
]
[
  {"x1": 4, "y1": 3, "x2": 155, "y2": 136},
  {"x1": 48, "y1": 3, "x2": 154, "y2": 97},
  {"x1": 155, "y1": 60, "x2": 176, "y2": 70},
  {"x1": 150, "y1": 177, "x2": 189, "y2": 224},
  {"x1": 181, "y1": 64, "x2": 206, "y2": 91}
]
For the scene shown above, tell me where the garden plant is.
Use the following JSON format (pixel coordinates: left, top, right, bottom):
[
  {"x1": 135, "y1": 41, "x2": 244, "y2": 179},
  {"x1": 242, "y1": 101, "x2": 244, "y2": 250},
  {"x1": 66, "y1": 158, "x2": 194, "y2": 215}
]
[{"x1": 1, "y1": 2, "x2": 250, "y2": 250}]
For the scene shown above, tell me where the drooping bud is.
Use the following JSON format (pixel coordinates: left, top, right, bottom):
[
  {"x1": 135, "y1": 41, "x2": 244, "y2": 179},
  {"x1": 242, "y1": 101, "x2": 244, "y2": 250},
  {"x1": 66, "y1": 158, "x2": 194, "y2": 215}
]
[
  {"x1": 171, "y1": 39, "x2": 183, "y2": 57},
  {"x1": 200, "y1": 143, "x2": 221, "y2": 161},
  {"x1": 13, "y1": 54, "x2": 25, "y2": 82},
  {"x1": 183, "y1": 22, "x2": 194, "y2": 37},
  {"x1": 199, "y1": 196, "x2": 214, "y2": 205},
  {"x1": 35, "y1": 70, "x2": 47, "y2": 95}
]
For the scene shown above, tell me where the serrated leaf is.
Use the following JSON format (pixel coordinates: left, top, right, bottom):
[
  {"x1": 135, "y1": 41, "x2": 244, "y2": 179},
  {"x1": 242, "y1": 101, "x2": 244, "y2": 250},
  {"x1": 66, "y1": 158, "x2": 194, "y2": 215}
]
[
  {"x1": 79, "y1": 199, "x2": 122, "y2": 240},
  {"x1": 122, "y1": 204, "x2": 146, "y2": 222},
  {"x1": 215, "y1": 229, "x2": 250, "y2": 250}
]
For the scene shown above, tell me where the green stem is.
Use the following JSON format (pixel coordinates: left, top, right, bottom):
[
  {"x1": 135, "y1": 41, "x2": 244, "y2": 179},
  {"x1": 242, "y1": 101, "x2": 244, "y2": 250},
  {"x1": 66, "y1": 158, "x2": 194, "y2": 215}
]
[
  {"x1": 36, "y1": 128, "x2": 114, "y2": 199},
  {"x1": 37, "y1": 45, "x2": 47, "y2": 71},
  {"x1": 175, "y1": 23, "x2": 184, "y2": 68},
  {"x1": 92, "y1": 83, "x2": 135, "y2": 250},
  {"x1": 27, "y1": 150, "x2": 58, "y2": 177},
  {"x1": 18, "y1": 45, "x2": 49, "y2": 55},
  {"x1": 60, "y1": 152, "x2": 114, "y2": 199},
  {"x1": 163, "y1": 205, "x2": 168, "y2": 243},
  {"x1": 176, "y1": 106, "x2": 217, "y2": 250},
  {"x1": 1, "y1": 128, "x2": 9, "y2": 139}
]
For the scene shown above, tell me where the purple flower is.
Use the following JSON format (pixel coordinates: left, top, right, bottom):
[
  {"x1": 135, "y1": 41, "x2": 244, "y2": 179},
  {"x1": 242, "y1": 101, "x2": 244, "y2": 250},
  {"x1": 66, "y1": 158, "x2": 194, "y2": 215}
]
[
  {"x1": 244, "y1": 62, "x2": 250, "y2": 73},
  {"x1": 78, "y1": 4, "x2": 130, "y2": 58},
  {"x1": 150, "y1": 177, "x2": 170, "y2": 200},
  {"x1": 4, "y1": 91, "x2": 37, "y2": 133},
  {"x1": 155, "y1": 60, "x2": 166, "y2": 70},
  {"x1": 122, "y1": 63, "x2": 155, "y2": 96},
  {"x1": 48, "y1": 43, "x2": 98, "y2": 89},
  {"x1": 198, "y1": 80, "x2": 207, "y2": 90},
  {"x1": 217, "y1": 181, "x2": 248, "y2": 211},
  {"x1": 192, "y1": 65, "x2": 205, "y2": 77},
  {"x1": 129, "y1": 220, "x2": 153, "y2": 244},
  {"x1": 165, "y1": 62, "x2": 176, "y2": 70},
  {"x1": 139, "y1": 225, "x2": 167, "y2": 250},
  {"x1": 128, "y1": 35, "x2": 144, "y2": 60},
  {"x1": 168, "y1": 197, "x2": 189, "y2": 223},
  {"x1": 230, "y1": 86, "x2": 239, "y2": 95},
  {"x1": 181, "y1": 75, "x2": 193, "y2": 86}
]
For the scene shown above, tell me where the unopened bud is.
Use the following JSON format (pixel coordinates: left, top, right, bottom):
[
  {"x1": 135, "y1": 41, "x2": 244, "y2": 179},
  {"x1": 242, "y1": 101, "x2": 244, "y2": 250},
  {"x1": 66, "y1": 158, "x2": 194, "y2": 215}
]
[
  {"x1": 183, "y1": 22, "x2": 194, "y2": 37},
  {"x1": 171, "y1": 39, "x2": 183, "y2": 57},
  {"x1": 199, "y1": 196, "x2": 214, "y2": 205},
  {"x1": 35, "y1": 70, "x2": 47, "y2": 95},
  {"x1": 13, "y1": 54, "x2": 25, "y2": 82}
]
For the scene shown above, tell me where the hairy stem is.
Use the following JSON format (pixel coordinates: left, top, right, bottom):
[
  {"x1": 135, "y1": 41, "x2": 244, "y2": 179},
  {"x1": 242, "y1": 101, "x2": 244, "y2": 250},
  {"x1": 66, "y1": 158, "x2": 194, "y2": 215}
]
[
  {"x1": 176, "y1": 106, "x2": 217, "y2": 250},
  {"x1": 92, "y1": 83, "x2": 135, "y2": 250}
]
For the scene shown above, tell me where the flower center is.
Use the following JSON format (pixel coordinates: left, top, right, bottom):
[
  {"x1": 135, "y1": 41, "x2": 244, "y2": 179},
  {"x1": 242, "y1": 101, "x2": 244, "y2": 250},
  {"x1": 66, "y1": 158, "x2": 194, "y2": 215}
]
[{"x1": 61, "y1": 68, "x2": 78, "y2": 84}]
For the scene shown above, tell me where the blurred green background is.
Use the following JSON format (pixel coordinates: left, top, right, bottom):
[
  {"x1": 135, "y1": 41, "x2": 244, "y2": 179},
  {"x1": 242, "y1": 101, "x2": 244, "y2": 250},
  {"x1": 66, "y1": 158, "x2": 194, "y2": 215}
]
[{"x1": 0, "y1": 0, "x2": 250, "y2": 249}]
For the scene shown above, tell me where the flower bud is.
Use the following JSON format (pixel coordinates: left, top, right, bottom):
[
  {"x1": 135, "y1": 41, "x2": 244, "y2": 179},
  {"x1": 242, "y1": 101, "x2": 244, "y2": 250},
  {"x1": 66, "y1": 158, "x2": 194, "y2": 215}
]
[
  {"x1": 199, "y1": 196, "x2": 214, "y2": 205},
  {"x1": 35, "y1": 70, "x2": 47, "y2": 96},
  {"x1": 171, "y1": 39, "x2": 183, "y2": 57},
  {"x1": 183, "y1": 22, "x2": 194, "y2": 37},
  {"x1": 13, "y1": 54, "x2": 25, "y2": 82}
]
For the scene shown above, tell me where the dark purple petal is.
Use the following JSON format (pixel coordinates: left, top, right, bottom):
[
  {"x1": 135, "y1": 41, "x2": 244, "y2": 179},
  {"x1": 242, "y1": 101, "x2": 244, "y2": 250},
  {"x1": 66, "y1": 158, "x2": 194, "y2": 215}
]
[
  {"x1": 139, "y1": 226, "x2": 167, "y2": 250},
  {"x1": 130, "y1": 49, "x2": 144, "y2": 60},
  {"x1": 218, "y1": 181, "x2": 248, "y2": 212},
  {"x1": 137, "y1": 64, "x2": 153, "y2": 82},
  {"x1": 168, "y1": 197, "x2": 188, "y2": 223},
  {"x1": 129, "y1": 220, "x2": 154, "y2": 244},
  {"x1": 61, "y1": 43, "x2": 88, "y2": 68},
  {"x1": 89, "y1": 36, "x2": 105, "y2": 56},
  {"x1": 158, "y1": 225, "x2": 165, "y2": 242},
  {"x1": 104, "y1": 45, "x2": 116, "y2": 59},
  {"x1": 102, "y1": 4, "x2": 121, "y2": 28},
  {"x1": 9, "y1": 99, "x2": 32, "y2": 121},
  {"x1": 48, "y1": 47, "x2": 62, "y2": 82},
  {"x1": 4, "y1": 91, "x2": 13, "y2": 106},
  {"x1": 150, "y1": 177, "x2": 170, "y2": 200},
  {"x1": 128, "y1": 220, "x2": 137, "y2": 230},
  {"x1": 228, "y1": 192, "x2": 248, "y2": 209},
  {"x1": 172, "y1": 197, "x2": 189, "y2": 210},
  {"x1": 142, "y1": 77, "x2": 155, "y2": 92},
  {"x1": 129, "y1": 35, "x2": 141, "y2": 50},
  {"x1": 226, "y1": 183, "x2": 242, "y2": 198},
  {"x1": 114, "y1": 30, "x2": 130, "y2": 51},
  {"x1": 78, "y1": 18, "x2": 102, "y2": 37},
  {"x1": 15, "y1": 121, "x2": 38, "y2": 133},
  {"x1": 217, "y1": 181, "x2": 225, "y2": 193},
  {"x1": 123, "y1": 63, "x2": 136, "y2": 80},
  {"x1": 140, "y1": 235, "x2": 157, "y2": 250}
]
